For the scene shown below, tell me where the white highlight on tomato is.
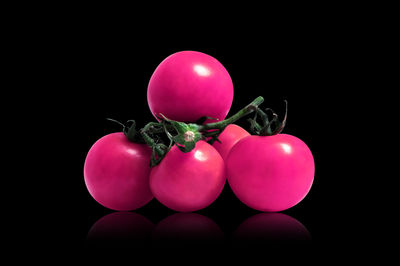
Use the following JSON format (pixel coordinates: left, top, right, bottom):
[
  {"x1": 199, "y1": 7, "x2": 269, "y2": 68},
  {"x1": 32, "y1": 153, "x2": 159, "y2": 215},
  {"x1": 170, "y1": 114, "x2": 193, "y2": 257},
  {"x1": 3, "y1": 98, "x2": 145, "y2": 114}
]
[
  {"x1": 194, "y1": 64, "x2": 211, "y2": 76},
  {"x1": 280, "y1": 143, "x2": 292, "y2": 154},
  {"x1": 194, "y1": 150, "x2": 207, "y2": 161},
  {"x1": 126, "y1": 148, "x2": 139, "y2": 156}
]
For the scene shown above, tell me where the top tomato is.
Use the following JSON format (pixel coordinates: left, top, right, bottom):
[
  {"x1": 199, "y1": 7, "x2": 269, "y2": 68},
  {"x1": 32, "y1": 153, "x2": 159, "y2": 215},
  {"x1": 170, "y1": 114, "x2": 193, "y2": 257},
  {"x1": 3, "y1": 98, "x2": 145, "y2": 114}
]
[{"x1": 147, "y1": 51, "x2": 234, "y2": 123}]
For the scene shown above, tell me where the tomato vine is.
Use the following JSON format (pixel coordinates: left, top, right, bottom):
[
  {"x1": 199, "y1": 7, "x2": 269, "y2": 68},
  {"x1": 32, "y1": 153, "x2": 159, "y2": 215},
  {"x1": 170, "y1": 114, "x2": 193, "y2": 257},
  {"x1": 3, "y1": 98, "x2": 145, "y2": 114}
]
[{"x1": 108, "y1": 96, "x2": 288, "y2": 167}]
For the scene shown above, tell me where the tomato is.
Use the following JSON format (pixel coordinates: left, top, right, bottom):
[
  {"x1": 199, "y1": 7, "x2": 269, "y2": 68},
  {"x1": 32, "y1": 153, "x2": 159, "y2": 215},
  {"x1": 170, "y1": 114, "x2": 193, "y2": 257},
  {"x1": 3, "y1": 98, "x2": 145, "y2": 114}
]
[
  {"x1": 226, "y1": 134, "x2": 314, "y2": 212},
  {"x1": 212, "y1": 124, "x2": 250, "y2": 161},
  {"x1": 149, "y1": 140, "x2": 225, "y2": 212},
  {"x1": 147, "y1": 51, "x2": 234, "y2": 123},
  {"x1": 84, "y1": 133, "x2": 153, "y2": 211}
]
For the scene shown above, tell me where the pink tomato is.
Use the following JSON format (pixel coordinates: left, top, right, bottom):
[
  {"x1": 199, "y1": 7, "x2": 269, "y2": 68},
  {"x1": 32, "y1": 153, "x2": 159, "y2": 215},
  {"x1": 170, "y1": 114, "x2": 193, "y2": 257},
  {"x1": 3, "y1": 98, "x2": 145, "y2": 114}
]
[
  {"x1": 226, "y1": 134, "x2": 314, "y2": 212},
  {"x1": 212, "y1": 124, "x2": 250, "y2": 161},
  {"x1": 84, "y1": 133, "x2": 153, "y2": 211},
  {"x1": 147, "y1": 51, "x2": 234, "y2": 123},
  {"x1": 149, "y1": 140, "x2": 225, "y2": 212}
]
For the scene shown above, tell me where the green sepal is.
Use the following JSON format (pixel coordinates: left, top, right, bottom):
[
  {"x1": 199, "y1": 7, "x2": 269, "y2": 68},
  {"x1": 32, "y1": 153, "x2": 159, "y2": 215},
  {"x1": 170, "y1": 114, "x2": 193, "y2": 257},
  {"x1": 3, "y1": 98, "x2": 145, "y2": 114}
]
[
  {"x1": 124, "y1": 120, "x2": 137, "y2": 140},
  {"x1": 247, "y1": 100, "x2": 288, "y2": 136},
  {"x1": 149, "y1": 143, "x2": 169, "y2": 167},
  {"x1": 106, "y1": 118, "x2": 144, "y2": 143},
  {"x1": 159, "y1": 114, "x2": 202, "y2": 153}
]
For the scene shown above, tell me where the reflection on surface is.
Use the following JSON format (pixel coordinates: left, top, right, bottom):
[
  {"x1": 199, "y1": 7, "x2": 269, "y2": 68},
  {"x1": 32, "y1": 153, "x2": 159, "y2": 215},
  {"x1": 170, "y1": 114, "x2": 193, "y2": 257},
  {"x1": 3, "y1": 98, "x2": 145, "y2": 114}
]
[
  {"x1": 86, "y1": 212, "x2": 311, "y2": 248},
  {"x1": 86, "y1": 212, "x2": 154, "y2": 248},
  {"x1": 152, "y1": 213, "x2": 224, "y2": 247},
  {"x1": 232, "y1": 213, "x2": 311, "y2": 244}
]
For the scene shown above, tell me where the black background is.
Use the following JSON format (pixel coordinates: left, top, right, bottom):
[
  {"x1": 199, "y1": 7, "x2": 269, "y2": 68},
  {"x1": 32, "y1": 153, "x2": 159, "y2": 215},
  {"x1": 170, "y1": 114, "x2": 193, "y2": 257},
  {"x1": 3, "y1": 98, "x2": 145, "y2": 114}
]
[{"x1": 37, "y1": 17, "x2": 367, "y2": 251}]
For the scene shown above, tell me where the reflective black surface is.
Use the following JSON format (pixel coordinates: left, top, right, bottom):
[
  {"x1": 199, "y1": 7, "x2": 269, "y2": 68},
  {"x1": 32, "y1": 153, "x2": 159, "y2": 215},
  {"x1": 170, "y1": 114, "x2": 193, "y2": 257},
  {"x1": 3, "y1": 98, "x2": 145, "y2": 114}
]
[
  {"x1": 232, "y1": 213, "x2": 311, "y2": 243},
  {"x1": 151, "y1": 213, "x2": 224, "y2": 247},
  {"x1": 85, "y1": 210, "x2": 311, "y2": 249},
  {"x1": 86, "y1": 212, "x2": 154, "y2": 248}
]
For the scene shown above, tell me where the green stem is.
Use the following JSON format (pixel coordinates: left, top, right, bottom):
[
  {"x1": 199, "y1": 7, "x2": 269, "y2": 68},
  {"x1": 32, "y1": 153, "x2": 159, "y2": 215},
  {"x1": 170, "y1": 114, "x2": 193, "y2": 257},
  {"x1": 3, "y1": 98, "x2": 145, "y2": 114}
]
[
  {"x1": 138, "y1": 96, "x2": 267, "y2": 165},
  {"x1": 141, "y1": 122, "x2": 162, "y2": 133},
  {"x1": 106, "y1": 118, "x2": 141, "y2": 143},
  {"x1": 140, "y1": 129, "x2": 164, "y2": 156},
  {"x1": 199, "y1": 96, "x2": 264, "y2": 131},
  {"x1": 247, "y1": 100, "x2": 288, "y2": 136}
]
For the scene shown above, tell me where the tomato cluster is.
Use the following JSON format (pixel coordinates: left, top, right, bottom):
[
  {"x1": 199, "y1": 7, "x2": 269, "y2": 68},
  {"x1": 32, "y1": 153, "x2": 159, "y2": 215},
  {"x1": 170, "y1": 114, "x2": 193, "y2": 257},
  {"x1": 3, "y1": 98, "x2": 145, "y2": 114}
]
[{"x1": 84, "y1": 51, "x2": 314, "y2": 213}]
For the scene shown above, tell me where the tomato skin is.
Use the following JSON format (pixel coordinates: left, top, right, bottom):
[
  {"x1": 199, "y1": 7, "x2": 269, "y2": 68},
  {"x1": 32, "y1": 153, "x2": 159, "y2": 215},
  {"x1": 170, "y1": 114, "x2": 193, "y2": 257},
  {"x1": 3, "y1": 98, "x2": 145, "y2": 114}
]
[
  {"x1": 149, "y1": 141, "x2": 225, "y2": 212},
  {"x1": 84, "y1": 133, "x2": 153, "y2": 211},
  {"x1": 212, "y1": 124, "x2": 250, "y2": 161},
  {"x1": 226, "y1": 134, "x2": 314, "y2": 212},
  {"x1": 147, "y1": 51, "x2": 234, "y2": 123}
]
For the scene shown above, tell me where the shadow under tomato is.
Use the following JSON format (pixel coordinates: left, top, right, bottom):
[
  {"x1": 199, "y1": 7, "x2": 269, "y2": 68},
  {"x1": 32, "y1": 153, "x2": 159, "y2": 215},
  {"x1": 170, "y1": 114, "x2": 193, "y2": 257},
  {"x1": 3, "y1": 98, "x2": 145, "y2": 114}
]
[{"x1": 231, "y1": 212, "x2": 311, "y2": 246}]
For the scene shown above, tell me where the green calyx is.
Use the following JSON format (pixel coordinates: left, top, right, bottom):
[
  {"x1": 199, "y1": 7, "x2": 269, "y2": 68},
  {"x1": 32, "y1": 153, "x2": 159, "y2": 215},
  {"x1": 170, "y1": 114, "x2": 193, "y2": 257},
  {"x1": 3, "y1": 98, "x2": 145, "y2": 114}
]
[
  {"x1": 247, "y1": 100, "x2": 288, "y2": 136},
  {"x1": 106, "y1": 118, "x2": 143, "y2": 143},
  {"x1": 158, "y1": 114, "x2": 202, "y2": 153},
  {"x1": 108, "y1": 96, "x2": 288, "y2": 167}
]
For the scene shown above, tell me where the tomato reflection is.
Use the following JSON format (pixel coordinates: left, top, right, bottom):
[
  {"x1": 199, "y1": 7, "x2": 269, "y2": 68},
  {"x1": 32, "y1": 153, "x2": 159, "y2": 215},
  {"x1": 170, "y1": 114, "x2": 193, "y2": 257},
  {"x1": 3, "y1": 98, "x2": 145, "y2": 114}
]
[
  {"x1": 232, "y1": 213, "x2": 311, "y2": 243},
  {"x1": 86, "y1": 212, "x2": 154, "y2": 248},
  {"x1": 152, "y1": 213, "x2": 224, "y2": 247}
]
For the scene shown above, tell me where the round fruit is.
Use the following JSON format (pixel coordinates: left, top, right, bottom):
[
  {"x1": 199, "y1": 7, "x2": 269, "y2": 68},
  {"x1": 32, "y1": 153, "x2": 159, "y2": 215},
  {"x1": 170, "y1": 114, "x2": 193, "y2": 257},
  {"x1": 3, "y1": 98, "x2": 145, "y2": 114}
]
[
  {"x1": 212, "y1": 124, "x2": 250, "y2": 160},
  {"x1": 226, "y1": 134, "x2": 314, "y2": 212},
  {"x1": 149, "y1": 140, "x2": 225, "y2": 212},
  {"x1": 84, "y1": 133, "x2": 153, "y2": 211},
  {"x1": 147, "y1": 51, "x2": 234, "y2": 123}
]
